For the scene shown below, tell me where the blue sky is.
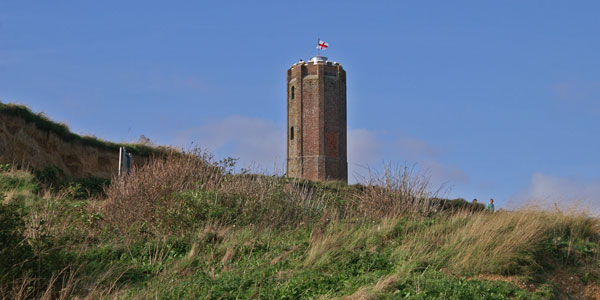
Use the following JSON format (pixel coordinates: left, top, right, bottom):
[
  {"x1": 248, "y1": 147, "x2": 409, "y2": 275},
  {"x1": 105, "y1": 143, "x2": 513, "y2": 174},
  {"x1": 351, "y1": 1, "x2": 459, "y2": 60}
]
[{"x1": 1, "y1": 1, "x2": 599, "y2": 210}]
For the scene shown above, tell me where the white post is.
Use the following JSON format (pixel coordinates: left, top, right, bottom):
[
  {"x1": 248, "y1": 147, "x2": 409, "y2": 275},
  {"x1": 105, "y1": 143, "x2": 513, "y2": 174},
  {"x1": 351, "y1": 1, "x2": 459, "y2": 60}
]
[{"x1": 118, "y1": 147, "x2": 124, "y2": 176}]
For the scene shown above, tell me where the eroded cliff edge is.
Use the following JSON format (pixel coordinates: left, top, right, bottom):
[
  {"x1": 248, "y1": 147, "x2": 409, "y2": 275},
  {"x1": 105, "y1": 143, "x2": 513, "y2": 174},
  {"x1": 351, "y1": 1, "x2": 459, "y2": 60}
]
[{"x1": 0, "y1": 103, "x2": 166, "y2": 178}]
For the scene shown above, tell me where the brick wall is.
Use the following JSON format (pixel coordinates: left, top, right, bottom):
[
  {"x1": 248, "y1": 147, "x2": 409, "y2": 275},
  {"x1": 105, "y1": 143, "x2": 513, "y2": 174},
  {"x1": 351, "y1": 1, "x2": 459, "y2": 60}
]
[{"x1": 286, "y1": 59, "x2": 347, "y2": 182}]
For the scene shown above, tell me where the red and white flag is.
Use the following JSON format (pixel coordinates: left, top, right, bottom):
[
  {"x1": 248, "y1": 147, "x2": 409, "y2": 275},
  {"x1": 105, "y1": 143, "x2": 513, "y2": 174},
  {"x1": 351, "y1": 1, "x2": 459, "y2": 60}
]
[{"x1": 317, "y1": 40, "x2": 329, "y2": 50}]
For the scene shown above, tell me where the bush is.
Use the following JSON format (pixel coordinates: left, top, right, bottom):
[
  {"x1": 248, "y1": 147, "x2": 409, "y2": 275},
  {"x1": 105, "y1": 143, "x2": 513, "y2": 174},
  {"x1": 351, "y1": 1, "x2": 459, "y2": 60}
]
[
  {"x1": 354, "y1": 164, "x2": 439, "y2": 218},
  {"x1": 0, "y1": 171, "x2": 41, "y2": 206},
  {"x1": 101, "y1": 150, "x2": 341, "y2": 234},
  {"x1": 63, "y1": 176, "x2": 110, "y2": 199},
  {"x1": 0, "y1": 203, "x2": 35, "y2": 284},
  {"x1": 35, "y1": 166, "x2": 60, "y2": 184},
  {"x1": 102, "y1": 150, "x2": 228, "y2": 232},
  {"x1": 0, "y1": 163, "x2": 10, "y2": 173}
]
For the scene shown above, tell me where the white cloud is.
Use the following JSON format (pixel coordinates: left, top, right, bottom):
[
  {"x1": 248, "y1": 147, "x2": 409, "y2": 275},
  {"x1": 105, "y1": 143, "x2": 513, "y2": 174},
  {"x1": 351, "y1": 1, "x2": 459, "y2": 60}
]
[
  {"x1": 509, "y1": 173, "x2": 600, "y2": 215},
  {"x1": 394, "y1": 135, "x2": 437, "y2": 160},
  {"x1": 346, "y1": 129, "x2": 468, "y2": 188},
  {"x1": 420, "y1": 159, "x2": 469, "y2": 186},
  {"x1": 175, "y1": 116, "x2": 285, "y2": 172},
  {"x1": 347, "y1": 128, "x2": 384, "y2": 182},
  {"x1": 394, "y1": 134, "x2": 468, "y2": 187},
  {"x1": 175, "y1": 120, "x2": 469, "y2": 188},
  {"x1": 348, "y1": 129, "x2": 381, "y2": 166}
]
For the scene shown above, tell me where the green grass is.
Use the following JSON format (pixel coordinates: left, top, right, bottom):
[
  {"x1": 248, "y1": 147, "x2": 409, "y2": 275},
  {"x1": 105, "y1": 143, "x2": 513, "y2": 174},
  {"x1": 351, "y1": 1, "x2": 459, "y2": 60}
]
[
  {"x1": 0, "y1": 170, "x2": 39, "y2": 194},
  {"x1": 86, "y1": 222, "x2": 550, "y2": 299},
  {"x1": 0, "y1": 155, "x2": 598, "y2": 299},
  {"x1": 380, "y1": 270, "x2": 553, "y2": 300}
]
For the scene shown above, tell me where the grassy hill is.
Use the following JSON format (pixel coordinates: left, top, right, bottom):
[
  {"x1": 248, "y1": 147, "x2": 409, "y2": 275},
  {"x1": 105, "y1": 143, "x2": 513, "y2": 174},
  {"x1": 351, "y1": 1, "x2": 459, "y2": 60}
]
[
  {"x1": 0, "y1": 103, "x2": 164, "y2": 157},
  {"x1": 0, "y1": 102, "x2": 173, "y2": 179},
  {"x1": 0, "y1": 150, "x2": 599, "y2": 299}
]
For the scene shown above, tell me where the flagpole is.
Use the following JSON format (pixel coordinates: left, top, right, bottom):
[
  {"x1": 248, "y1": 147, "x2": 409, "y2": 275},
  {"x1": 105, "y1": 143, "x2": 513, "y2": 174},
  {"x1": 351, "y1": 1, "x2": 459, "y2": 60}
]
[{"x1": 317, "y1": 37, "x2": 320, "y2": 56}]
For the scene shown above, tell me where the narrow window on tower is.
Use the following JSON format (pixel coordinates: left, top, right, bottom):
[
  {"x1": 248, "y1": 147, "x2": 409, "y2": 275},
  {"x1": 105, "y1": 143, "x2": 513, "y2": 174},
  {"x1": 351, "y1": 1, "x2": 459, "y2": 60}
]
[
  {"x1": 290, "y1": 127, "x2": 294, "y2": 140},
  {"x1": 291, "y1": 86, "x2": 295, "y2": 100}
]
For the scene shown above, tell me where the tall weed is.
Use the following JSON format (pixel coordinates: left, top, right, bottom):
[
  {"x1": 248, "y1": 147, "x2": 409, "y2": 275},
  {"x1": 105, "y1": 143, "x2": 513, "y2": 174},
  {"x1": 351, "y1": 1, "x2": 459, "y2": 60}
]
[
  {"x1": 102, "y1": 149, "x2": 228, "y2": 232},
  {"x1": 354, "y1": 164, "x2": 439, "y2": 218},
  {"x1": 394, "y1": 209, "x2": 599, "y2": 275}
]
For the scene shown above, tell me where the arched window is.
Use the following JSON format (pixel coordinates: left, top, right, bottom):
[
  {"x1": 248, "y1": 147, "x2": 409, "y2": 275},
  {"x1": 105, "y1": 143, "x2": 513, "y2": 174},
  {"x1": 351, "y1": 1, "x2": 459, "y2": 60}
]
[
  {"x1": 291, "y1": 86, "x2": 295, "y2": 100},
  {"x1": 290, "y1": 127, "x2": 294, "y2": 140}
]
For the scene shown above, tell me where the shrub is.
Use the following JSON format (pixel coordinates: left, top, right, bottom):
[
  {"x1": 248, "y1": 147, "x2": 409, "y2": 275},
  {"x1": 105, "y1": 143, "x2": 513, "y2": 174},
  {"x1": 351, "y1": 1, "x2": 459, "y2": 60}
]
[
  {"x1": 102, "y1": 149, "x2": 338, "y2": 234},
  {"x1": 101, "y1": 150, "x2": 228, "y2": 232},
  {"x1": 353, "y1": 164, "x2": 439, "y2": 218},
  {"x1": 0, "y1": 164, "x2": 10, "y2": 173},
  {"x1": 0, "y1": 203, "x2": 35, "y2": 284},
  {"x1": 63, "y1": 176, "x2": 110, "y2": 199},
  {"x1": 35, "y1": 166, "x2": 59, "y2": 185}
]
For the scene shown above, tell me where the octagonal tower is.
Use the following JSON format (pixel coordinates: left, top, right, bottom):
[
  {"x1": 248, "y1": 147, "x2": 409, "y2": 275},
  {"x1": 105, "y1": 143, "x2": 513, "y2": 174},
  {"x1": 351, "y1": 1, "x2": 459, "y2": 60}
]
[{"x1": 286, "y1": 55, "x2": 347, "y2": 183}]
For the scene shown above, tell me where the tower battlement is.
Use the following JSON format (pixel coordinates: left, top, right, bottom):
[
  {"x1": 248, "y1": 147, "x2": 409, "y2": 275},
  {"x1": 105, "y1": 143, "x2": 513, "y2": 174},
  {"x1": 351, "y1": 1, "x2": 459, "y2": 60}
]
[
  {"x1": 286, "y1": 56, "x2": 347, "y2": 183},
  {"x1": 289, "y1": 56, "x2": 342, "y2": 68}
]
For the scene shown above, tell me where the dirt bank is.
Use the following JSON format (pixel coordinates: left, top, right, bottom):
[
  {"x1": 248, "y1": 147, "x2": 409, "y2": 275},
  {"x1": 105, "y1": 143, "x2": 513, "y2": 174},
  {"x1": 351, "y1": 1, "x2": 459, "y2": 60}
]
[{"x1": 0, "y1": 106, "x2": 159, "y2": 178}]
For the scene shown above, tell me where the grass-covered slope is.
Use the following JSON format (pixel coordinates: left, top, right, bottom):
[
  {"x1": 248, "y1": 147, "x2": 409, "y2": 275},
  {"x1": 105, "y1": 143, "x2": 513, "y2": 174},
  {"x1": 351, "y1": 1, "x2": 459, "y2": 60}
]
[
  {"x1": 0, "y1": 152, "x2": 598, "y2": 299},
  {"x1": 0, "y1": 102, "x2": 165, "y2": 156}
]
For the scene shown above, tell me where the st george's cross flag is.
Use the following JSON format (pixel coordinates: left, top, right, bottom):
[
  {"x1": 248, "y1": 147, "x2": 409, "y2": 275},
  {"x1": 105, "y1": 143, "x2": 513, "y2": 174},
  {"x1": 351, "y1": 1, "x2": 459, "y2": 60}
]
[{"x1": 317, "y1": 40, "x2": 329, "y2": 50}]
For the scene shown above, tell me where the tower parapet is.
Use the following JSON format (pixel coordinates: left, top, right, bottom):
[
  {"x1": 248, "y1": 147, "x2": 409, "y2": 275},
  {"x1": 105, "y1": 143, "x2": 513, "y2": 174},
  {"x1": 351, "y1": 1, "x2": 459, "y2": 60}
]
[{"x1": 286, "y1": 56, "x2": 347, "y2": 183}]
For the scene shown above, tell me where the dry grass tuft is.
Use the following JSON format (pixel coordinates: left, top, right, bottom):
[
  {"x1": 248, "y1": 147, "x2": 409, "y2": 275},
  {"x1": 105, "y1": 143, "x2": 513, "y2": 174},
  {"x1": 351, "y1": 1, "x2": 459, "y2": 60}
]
[
  {"x1": 305, "y1": 219, "x2": 396, "y2": 268},
  {"x1": 339, "y1": 287, "x2": 379, "y2": 300},
  {"x1": 221, "y1": 247, "x2": 236, "y2": 264},
  {"x1": 101, "y1": 149, "x2": 227, "y2": 231},
  {"x1": 354, "y1": 164, "x2": 439, "y2": 218},
  {"x1": 395, "y1": 209, "x2": 599, "y2": 275},
  {"x1": 270, "y1": 245, "x2": 299, "y2": 265},
  {"x1": 101, "y1": 149, "x2": 339, "y2": 233},
  {"x1": 372, "y1": 274, "x2": 400, "y2": 293}
]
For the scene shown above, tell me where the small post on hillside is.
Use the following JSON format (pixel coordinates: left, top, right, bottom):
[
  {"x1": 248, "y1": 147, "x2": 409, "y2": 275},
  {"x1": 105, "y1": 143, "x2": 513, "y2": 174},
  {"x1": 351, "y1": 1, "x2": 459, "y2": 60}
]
[
  {"x1": 127, "y1": 153, "x2": 132, "y2": 173},
  {"x1": 118, "y1": 147, "x2": 125, "y2": 176},
  {"x1": 118, "y1": 147, "x2": 132, "y2": 176}
]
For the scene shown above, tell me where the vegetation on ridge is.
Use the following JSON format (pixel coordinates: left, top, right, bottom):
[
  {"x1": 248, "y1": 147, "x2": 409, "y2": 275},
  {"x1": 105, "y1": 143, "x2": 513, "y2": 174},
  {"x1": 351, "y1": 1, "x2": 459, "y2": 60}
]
[
  {"x1": 0, "y1": 102, "x2": 167, "y2": 156},
  {"x1": 0, "y1": 151, "x2": 598, "y2": 299}
]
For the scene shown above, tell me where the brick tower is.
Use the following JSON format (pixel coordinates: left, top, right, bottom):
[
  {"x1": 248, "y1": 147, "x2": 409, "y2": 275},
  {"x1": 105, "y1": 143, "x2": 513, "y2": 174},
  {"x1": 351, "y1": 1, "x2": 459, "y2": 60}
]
[{"x1": 286, "y1": 55, "x2": 347, "y2": 183}]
